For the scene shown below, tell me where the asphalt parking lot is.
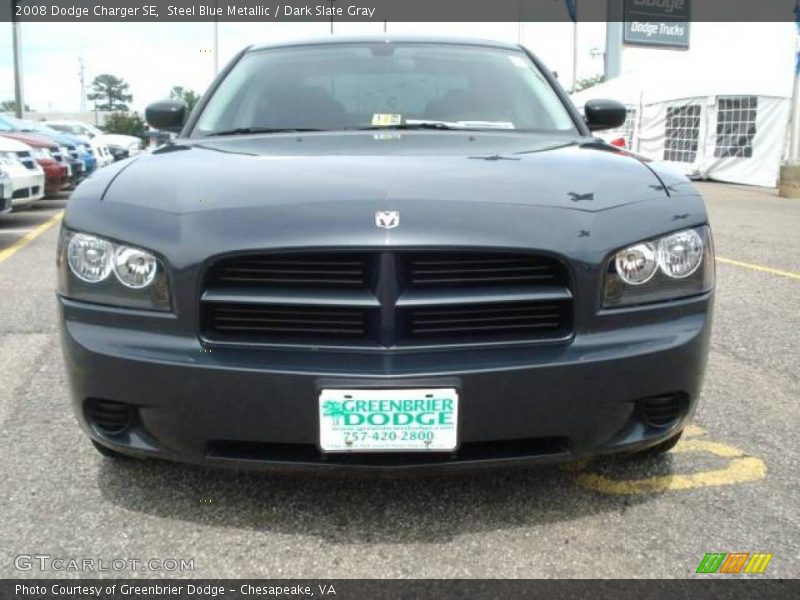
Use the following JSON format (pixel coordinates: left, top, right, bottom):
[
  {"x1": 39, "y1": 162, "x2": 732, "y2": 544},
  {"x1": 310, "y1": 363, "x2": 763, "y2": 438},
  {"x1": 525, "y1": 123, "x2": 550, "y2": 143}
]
[{"x1": 0, "y1": 182, "x2": 797, "y2": 579}]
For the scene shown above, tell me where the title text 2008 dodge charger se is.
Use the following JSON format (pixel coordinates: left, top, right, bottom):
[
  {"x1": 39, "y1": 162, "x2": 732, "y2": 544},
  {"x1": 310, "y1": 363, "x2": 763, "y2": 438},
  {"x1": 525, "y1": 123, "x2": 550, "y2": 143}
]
[{"x1": 59, "y1": 37, "x2": 714, "y2": 472}]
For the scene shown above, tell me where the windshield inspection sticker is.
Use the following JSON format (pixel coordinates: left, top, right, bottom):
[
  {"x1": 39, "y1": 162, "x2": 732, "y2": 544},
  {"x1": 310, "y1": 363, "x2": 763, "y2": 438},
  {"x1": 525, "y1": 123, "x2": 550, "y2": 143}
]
[
  {"x1": 508, "y1": 55, "x2": 529, "y2": 68},
  {"x1": 371, "y1": 113, "x2": 402, "y2": 126}
]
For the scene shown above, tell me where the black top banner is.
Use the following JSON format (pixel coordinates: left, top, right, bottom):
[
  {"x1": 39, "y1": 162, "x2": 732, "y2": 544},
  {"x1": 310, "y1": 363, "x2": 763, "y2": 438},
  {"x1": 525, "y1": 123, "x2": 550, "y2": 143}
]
[{"x1": 0, "y1": 0, "x2": 798, "y2": 23}]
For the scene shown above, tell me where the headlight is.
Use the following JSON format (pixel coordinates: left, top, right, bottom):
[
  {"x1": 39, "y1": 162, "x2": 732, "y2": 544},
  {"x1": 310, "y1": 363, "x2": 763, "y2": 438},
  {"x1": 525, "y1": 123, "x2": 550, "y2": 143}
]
[
  {"x1": 67, "y1": 233, "x2": 114, "y2": 282},
  {"x1": 604, "y1": 226, "x2": 714, "y2": 308},
  {"x1": 0, "y1": 169, "x2": 11, "y2": 201},
  {"x1": 31, "y1": 148, "x2": 51, "y2": 159},
  {"x1": 614, "y1": 242, "x2": 658, "y2": 285},
  {"x1": 58, "y1": 229, "x2": 170, "y2": 311},
  {"x1": 113, "y1": 246, "x2": 158, "y2": 288},
  {"x1": 658, "y1": 229, "x2": 703, "y2": 278},
  {"x1": 59, "y1": 146, "x2": 69, "y2": 155}
]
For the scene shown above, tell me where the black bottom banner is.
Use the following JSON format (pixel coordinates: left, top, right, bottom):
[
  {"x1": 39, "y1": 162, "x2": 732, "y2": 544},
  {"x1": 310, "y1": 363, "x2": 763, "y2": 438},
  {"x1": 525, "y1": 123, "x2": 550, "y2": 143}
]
[{"x1": 2, "y1": 579, "x2": 798, "y2": 600}]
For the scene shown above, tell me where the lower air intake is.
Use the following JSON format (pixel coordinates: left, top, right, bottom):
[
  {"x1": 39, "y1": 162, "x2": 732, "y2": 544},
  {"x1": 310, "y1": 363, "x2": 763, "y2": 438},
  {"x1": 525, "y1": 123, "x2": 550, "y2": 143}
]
[
  {"x1": 87, "y1": 399, "x2": 134, "y2": 435},
  {"x1": 638, "y1": 393, "x2": 688, "y2": 428}
]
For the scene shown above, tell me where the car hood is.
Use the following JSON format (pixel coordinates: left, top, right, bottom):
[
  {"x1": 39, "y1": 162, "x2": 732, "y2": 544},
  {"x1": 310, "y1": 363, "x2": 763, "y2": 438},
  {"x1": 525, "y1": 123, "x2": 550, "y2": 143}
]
[
  {"x1": 100, "y1": 131, "x2": 678, "y2": 215},
  {"x1": 0, "y1": 135, "x2": 32, "y2": 152},
  {"x1": 20, "y1": 131, "x2": 80, "y2": 147},
  {"x1": 97, "y1": 133, "x2": 140, "y2": 147},
  {"x1": 0, "y1": 132, "x2": 57, "y2": 150}
]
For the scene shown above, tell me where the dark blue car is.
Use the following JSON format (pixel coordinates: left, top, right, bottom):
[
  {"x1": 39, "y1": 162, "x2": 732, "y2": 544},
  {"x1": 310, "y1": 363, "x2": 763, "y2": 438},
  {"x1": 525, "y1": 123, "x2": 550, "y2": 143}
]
[{"x1": 60, "y1": 37, "x2": 714, "y2": 471}]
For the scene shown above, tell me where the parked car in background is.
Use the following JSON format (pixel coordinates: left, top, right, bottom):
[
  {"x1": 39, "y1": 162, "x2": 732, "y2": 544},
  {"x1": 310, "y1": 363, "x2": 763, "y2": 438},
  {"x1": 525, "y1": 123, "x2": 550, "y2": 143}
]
[
  {"x1": 0, "y1": 124, "x2": 58, "y2": 203},
  {"x1": 0, "y1": 166, "x2": 15, "y2": 214},
  {"x1": 105, "y1": 144, "x2": 130, "y2": 162},
  {"x1": 3, "y1": 117, "x2": 98, "y2": 180},
  {"x1": 0, "y1": 136, "x2": 46, "y2": 209},
  {"x1": 93, "y1": 143, "x2": 114, "y2": 167},
  {"x1": 44, "y1": 120, "x2": 143, "y2": 159}
]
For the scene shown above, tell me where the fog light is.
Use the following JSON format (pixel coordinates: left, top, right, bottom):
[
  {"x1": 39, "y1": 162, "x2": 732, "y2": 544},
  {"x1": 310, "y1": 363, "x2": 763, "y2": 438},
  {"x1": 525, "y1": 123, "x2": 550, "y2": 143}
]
[{"x1": 87, "y1": 399, "x2": 134, "y2": 435}]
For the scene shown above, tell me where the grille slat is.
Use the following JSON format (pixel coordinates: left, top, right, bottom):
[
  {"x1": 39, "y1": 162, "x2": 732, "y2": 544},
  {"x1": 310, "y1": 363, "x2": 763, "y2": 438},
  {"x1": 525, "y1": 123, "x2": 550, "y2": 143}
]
[
  {"x1": 405, "y1": 300, "x2": 569, "y2": 341},
  {"x1": 209, "y1": 253, "x2": 369, "y2": 289},
  {"x1": 202, "y1": 251, "x2": 572, "y2": 346},
  {"x1": 206, "y1": 303, "x2": 369, "y2": 343},
  {"x1": 405, "y1": 252, "x2": 562, "y2": 288}
]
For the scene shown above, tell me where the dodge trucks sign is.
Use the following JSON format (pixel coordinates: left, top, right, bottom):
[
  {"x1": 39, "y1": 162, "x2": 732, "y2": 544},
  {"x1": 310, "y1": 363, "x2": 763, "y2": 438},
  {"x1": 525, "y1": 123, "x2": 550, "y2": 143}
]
[{"x1": 624, "y1": 0, "x2": 691, "y2": 49}]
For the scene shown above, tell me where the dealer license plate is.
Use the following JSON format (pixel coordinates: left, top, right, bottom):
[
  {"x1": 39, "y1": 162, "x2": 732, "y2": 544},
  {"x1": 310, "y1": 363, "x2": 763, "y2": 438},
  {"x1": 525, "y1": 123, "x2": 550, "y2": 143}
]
[{"x1": 319, "y1": 388, "x2": 458, "y2": 452}]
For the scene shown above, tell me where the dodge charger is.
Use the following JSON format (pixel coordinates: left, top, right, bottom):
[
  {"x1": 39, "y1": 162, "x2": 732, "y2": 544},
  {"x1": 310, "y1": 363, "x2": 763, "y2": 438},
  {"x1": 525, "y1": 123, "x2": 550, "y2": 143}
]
[{"x1": 58, "y1": 37, "x2": 714, "y2": 472}]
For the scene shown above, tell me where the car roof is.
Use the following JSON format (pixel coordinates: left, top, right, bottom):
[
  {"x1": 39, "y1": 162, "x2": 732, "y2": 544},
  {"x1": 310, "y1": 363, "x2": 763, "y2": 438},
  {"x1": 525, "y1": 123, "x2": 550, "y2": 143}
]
[{"x1": 248, "y1": 35, "x2": 522, "y2": 53}]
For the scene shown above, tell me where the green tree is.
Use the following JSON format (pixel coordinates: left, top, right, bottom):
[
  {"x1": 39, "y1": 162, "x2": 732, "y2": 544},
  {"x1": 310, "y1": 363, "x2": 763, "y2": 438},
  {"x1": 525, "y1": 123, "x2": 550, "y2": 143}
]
[
  {"x1": 169, "y1": 86, "x2": 201, "y2": 113},
  {"x1": 88, "y1": 74, "x2": 133, "y2": 111},
  {"x1": 0, "y1": 100, "x2": 33, "y2": 112},
  {"x1": 103, "y1": 112, "x2": 146, "y2": 140},
  {"x1": 573, "y1": 74, "x2": 605, "y2": 93}
]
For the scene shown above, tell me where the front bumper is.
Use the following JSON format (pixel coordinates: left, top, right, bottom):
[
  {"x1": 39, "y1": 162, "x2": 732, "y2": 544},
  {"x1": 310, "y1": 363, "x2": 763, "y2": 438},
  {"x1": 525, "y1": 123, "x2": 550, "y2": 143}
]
[
  {"x1": 60, "y1": 293, "x2": 713, "y2": 473},
  {"x1": 38, "y1": 159, "x2": 68, "y2": 195},
  {"x1": 8, "y1": 166, "x2": 45, "y2": 208}
]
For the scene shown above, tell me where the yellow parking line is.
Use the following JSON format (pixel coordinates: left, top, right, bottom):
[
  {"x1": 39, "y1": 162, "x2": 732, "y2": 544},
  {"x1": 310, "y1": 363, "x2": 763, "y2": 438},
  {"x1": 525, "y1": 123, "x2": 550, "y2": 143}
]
[
  {"x1": 717, "y1": 256, "x2": 800, "y2": 281},
  {"x1": 0, "y1": 211, "x2": 63, "y2": 264},
  {"x1": 575, "y1": 438, "x2": 767, "y2": 495}
]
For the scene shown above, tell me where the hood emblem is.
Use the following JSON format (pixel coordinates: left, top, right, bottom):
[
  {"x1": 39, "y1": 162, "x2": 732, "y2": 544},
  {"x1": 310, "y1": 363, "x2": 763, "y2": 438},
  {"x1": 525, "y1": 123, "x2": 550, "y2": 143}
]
[{"x1": 375, "y1": 210, "x2": 400, "y2": 229}]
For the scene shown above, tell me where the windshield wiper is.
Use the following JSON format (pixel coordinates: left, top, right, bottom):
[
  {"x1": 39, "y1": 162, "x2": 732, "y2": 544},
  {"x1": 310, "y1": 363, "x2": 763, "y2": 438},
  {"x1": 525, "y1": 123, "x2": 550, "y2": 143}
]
[
  {"x1": 354, "y1": 122, "x2": 456, "y2": 131},
  {"x1": 205, "y1": 127, "x2": 326, "y2": 137}
]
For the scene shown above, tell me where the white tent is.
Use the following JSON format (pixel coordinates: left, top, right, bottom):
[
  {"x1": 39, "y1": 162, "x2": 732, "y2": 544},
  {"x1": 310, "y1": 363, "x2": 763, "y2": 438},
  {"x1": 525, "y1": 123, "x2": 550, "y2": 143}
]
[{"x1": 570, "y1": 69, "x2": 792, "y2": 188}]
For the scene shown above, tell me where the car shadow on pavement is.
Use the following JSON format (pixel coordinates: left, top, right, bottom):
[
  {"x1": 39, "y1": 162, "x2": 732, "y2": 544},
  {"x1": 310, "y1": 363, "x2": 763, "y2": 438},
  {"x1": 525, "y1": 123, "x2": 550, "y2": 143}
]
[{"x1": 96, "y1": 454, "x2": 673, "y2": 544}]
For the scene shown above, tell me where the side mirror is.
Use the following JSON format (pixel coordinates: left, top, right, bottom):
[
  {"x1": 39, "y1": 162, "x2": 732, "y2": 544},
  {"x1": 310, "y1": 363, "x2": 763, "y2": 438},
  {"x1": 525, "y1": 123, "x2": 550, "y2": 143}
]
[
  {"x1": 584, "y1": 99, "x2": 627, "y2": 131},
  {"x1": 145, "y1": 100, "x2": 187, "y2": 133}
]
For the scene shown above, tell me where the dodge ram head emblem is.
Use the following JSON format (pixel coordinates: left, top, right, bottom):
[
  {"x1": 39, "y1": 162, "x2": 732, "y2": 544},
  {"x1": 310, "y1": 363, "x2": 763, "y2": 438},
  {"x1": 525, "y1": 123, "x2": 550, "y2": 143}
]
[{"x1": 375, "y1": 210, "x2": 400, "y2": 229}]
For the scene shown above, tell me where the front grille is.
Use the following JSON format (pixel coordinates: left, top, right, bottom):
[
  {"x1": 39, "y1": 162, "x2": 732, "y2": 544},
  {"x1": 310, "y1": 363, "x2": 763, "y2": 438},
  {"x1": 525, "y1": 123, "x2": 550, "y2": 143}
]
[
  {"x1": 12, "y1": 188, "x2": 30, "y2": 199},
  {"x1": 402, "y1": 251, "x2": 562, "y2": 288},
  {"x1": 205, "y1": 303, "x2": 370, "y2": 344},
  {"x1": 401, "y1": 300, "x2": 570, "y2": 343},
  {"x1": 16, "y1": 150, "x2": 34, "y2": 169},
  {"x1": 201, "y1": 250, "x2": 573, "y2": 347},
  {"x1": 207, "y1": 252, "x2": 371, "y2": 289}
]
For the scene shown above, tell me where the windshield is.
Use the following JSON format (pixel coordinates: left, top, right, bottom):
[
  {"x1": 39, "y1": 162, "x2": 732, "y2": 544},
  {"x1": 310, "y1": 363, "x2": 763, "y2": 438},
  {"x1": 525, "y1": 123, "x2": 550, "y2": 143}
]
[
  {"x1": 0, "y1": 116, "x2": 18, "y2": 132},
  {"x1": 12, "y1": 119, "x2": 61, "y2": 136},
  {"x1": 193, "y1": 43, "x2": 576, "y2": 136}
]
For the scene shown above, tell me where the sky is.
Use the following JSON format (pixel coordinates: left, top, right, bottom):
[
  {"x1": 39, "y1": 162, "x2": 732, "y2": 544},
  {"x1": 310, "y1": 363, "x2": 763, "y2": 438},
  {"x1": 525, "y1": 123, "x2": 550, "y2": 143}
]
[{"x1": 0, "y1": 21, "x2": 794, "y2": 114}]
